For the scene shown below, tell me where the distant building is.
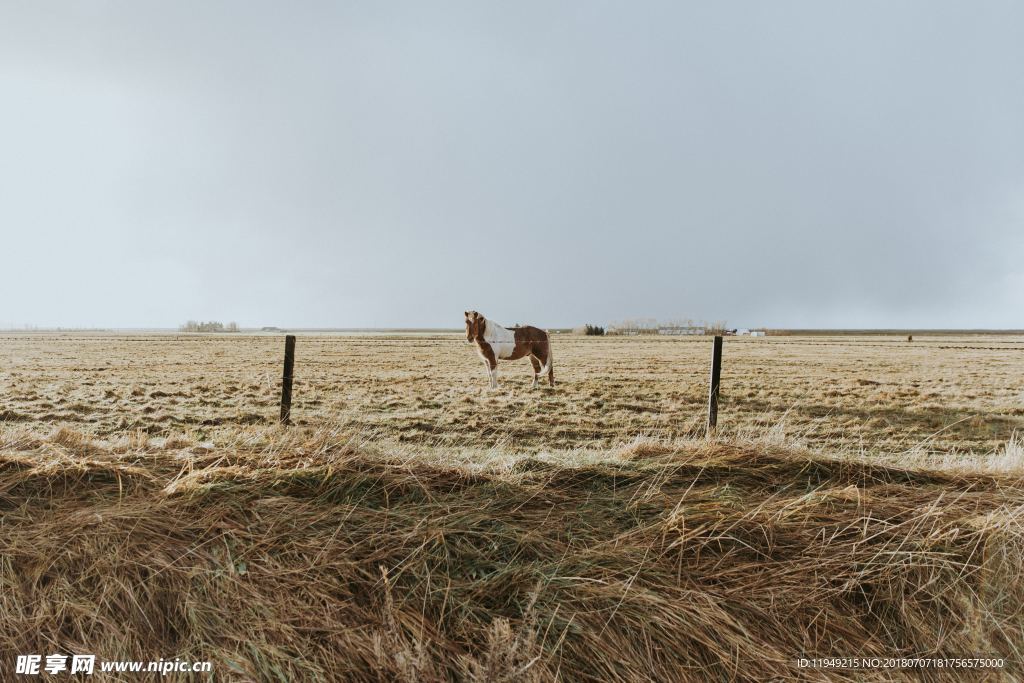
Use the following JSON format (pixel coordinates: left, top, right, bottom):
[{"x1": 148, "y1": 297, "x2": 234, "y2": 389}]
[{"x1": 750, "y1": 330, "x2": 766, "y2": 337}]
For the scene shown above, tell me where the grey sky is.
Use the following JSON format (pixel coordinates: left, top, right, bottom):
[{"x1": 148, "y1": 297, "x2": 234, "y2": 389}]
[{"x1": 2, "y1": 1, "x2": 1022, "y2": 329}]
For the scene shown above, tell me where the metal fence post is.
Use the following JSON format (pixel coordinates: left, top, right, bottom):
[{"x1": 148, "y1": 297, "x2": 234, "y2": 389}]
[
  {"x1": 280, "y1": 335, "x2": 296, "y2": 425},
  {"x1": 707, "y1": 335, "x2": 723, "y2": 435}
]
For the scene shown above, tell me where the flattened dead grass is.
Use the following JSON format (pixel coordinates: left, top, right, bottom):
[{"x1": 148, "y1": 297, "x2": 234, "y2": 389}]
[{"x1": 2, "y1": 426, "x2": 1022, "y2": 681}]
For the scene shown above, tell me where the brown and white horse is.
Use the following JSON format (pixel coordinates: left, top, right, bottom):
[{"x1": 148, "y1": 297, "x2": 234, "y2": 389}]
[{"x1": 465, "y1": 311, "x2": 554, "y2": 389}]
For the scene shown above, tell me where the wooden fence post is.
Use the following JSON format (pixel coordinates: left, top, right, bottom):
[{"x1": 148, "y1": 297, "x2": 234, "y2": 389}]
[
  {"x1": 707, "y1": 335, "x2": 723, "y2": 435},
  {"x1": 280, "y1": 335, "x2": 296, "y2": 425}
]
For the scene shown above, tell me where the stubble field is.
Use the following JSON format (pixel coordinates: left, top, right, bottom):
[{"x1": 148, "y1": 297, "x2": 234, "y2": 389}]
[{"x1": 2, "y1": 332, "x2": 1023, "y2": 681}]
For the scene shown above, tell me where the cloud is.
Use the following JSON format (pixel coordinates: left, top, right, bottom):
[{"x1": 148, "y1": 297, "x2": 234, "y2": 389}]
[{"x1": 1, "y1": 1, "x2": 1021, "y2": 328}]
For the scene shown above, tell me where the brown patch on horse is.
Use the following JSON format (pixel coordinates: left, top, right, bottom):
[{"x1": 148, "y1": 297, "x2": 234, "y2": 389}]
[
  {"x1": 514, "y1": 326, "x2": 554, "y2": 386},
  {"x1": 477, "y1": 337, "x2": 497, "y2": 370},
  {"x1": 509, "y1": 326, "x2": 548, "y2": 361}
]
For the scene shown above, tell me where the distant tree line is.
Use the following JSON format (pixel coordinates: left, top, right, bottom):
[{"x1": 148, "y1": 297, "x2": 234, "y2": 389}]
[
  {"x1": 703, "y1": 320, "x2": 729, "y2": 335},
  {"x1": 574, "y1": 324, "x2": 606, "y2": 336},
  {"x1": 606, "y1": 318, "x2": 729, "y2": 335},
  {"x1": 179, "y1": 320, "x2": 239, "y2": 333}
]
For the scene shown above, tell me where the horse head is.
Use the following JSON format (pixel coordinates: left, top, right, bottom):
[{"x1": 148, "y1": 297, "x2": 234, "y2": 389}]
[{"x1": 464, "y1": 311, "x2": 485, "y2": 342}]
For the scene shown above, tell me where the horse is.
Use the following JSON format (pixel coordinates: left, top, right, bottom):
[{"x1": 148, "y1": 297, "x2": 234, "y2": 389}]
[{"x1": 464, "y1": 311, "x2": 554, "y2": 389}]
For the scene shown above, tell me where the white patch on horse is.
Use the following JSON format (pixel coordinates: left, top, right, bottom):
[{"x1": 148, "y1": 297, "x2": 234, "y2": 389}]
[{"x1": 482, "y1": 319, "x2": 516, "y2": 360}]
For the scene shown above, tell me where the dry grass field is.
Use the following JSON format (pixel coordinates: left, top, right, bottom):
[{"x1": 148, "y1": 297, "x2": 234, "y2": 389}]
[
  {"x1": 2, "y1": 332, "x2": 1024, "y2": 681},
  {"x1": 2, "y1": 332, "x2": 1022, "y2": 455}
]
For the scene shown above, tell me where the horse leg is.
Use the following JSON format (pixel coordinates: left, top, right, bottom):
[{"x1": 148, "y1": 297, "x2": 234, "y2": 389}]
[
  {"x1": 536, "y1": 342, "x2": 554, "y2": 387},
  {"x1": 529, "y1": 355, "x2": 541, "y2": 388},
  {"x1": 482, "y1": 359, "x2": 498, "y2": 389},
  {"x1": 477, "y1": 344, "x2": 499, "y2": 389}
]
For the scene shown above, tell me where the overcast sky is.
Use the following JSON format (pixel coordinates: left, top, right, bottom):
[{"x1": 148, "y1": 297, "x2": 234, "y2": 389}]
[{"x1": 1, "y1": 2, "x2": 1022, "y2": 329}]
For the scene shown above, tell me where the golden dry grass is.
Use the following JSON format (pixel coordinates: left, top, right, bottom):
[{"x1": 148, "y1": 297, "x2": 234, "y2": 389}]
[
  {"x1": 1, "y1": 425, "x2": 1022, "y2": 682},
  {"x1": 2, "y1": 332, "x2": 1022, "y2": 456},
  {"x1": 2, "y1": 332, "x2": 1024, "y2": 681}
]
